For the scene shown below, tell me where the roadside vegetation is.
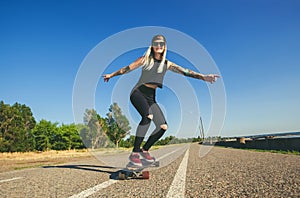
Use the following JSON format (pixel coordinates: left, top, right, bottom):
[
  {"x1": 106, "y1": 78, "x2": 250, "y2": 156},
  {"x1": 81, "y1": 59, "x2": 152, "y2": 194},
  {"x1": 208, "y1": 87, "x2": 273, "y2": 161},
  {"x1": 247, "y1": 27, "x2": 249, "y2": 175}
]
[
  {"x1": 0, "y1": 100, "x2": 201, "y2": 153},
  {"x1": 217, "y1": 145, "x2": 300, "y2": 155}
]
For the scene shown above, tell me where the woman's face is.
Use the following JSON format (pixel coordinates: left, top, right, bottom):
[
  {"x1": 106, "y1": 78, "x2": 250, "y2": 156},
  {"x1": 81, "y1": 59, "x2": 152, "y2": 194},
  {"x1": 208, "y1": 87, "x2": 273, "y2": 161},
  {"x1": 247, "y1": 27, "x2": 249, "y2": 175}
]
[{"x1": 152, "y1": 39, "x2": 165, "y2": 54}]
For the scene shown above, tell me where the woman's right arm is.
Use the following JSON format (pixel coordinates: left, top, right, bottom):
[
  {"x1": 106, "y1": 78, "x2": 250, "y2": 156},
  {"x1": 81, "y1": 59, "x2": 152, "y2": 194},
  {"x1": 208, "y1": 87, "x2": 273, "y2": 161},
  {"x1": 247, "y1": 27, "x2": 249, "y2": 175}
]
[{"x1": 103, "y1": 56, "x2": 144, "y2": 82}]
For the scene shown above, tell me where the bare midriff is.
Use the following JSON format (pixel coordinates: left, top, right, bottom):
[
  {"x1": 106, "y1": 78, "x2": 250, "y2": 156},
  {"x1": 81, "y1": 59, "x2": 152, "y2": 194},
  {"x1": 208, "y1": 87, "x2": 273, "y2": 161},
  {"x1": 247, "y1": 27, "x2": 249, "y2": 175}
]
[{"x1": 144, "y1": 83, "x2": 158, "y2": 89}]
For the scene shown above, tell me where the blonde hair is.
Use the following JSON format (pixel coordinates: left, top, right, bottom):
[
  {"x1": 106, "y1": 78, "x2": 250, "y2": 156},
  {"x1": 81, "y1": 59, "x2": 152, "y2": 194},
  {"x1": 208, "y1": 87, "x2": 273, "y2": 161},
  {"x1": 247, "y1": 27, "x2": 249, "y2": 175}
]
[{"x1": 141, "y1": 35, "x2": 167, "y2": 73}]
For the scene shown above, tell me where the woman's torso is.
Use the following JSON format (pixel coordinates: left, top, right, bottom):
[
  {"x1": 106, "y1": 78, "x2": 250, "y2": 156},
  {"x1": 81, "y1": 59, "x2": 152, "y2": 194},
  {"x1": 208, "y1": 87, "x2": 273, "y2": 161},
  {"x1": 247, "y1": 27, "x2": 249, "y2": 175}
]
[{"x1": 135, "y1": 58, "x2": 168, "y2": 90}]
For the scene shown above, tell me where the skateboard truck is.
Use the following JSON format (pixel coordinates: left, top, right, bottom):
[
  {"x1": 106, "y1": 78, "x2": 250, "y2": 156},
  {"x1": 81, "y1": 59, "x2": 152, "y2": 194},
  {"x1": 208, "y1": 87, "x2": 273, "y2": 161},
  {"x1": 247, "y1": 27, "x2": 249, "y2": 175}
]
[{"x1": 118, "y1": 161, "x2": 159, "y2": 180}]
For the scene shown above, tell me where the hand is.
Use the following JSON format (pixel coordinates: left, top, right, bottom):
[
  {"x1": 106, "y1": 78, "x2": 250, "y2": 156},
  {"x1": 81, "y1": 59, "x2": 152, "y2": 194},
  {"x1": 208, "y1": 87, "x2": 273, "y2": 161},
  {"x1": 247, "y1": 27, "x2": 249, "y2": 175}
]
[
  {"x1": 203, "y1": 74, "x2": 220, "y2": 83},
  {"x1": 103, "y1": 74, "x2": 113, "y2": 82}
]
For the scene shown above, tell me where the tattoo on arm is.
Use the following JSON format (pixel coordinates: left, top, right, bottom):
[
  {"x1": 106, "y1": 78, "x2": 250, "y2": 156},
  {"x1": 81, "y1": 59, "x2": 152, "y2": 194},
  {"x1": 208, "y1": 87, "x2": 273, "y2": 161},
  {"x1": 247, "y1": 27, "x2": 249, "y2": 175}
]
[
  {"x1": 113, "y1": 65, "x2": 131, "y2": 76},
  {"x1": 169, "y1": 64, "x2": 204, "y2": 80}
]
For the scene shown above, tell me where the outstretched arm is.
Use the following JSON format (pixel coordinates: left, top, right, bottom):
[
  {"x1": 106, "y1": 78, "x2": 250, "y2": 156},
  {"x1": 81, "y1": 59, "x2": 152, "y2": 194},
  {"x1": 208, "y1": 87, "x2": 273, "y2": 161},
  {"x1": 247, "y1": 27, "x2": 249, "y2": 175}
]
[
  {"x1": 103, "y1": 57, "x2": 143, "y2": 82},
  {"x1": 168, "y1": 62, "x2": 220, "y2": 83}
]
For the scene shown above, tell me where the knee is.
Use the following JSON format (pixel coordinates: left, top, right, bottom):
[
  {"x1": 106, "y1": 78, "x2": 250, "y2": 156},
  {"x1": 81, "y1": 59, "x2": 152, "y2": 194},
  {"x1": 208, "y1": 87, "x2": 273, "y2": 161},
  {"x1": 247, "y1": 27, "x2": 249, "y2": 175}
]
[
  {"x1": 147, "y1": 114, "x2": 153, "y2": 120},
  {"x1": 140, "y1": 114, "x2": 153, "y2": 125},
  {"x1": 160, "y1": 124, "x2": 168, "y2": 131}
]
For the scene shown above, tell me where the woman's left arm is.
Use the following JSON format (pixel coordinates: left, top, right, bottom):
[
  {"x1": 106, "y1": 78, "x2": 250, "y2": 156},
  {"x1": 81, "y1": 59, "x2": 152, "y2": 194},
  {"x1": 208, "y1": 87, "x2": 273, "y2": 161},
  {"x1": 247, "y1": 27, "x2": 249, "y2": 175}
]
[{"x1": 168, "y1": 61, "x2": 220, "y2": 83}]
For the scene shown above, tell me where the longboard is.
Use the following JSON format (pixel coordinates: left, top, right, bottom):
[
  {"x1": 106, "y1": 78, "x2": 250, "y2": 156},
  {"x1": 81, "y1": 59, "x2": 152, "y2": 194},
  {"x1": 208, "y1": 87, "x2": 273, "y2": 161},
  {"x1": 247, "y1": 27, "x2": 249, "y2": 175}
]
[{"x1": 118, "y1": 160, "x2": 159, "y2": 180}]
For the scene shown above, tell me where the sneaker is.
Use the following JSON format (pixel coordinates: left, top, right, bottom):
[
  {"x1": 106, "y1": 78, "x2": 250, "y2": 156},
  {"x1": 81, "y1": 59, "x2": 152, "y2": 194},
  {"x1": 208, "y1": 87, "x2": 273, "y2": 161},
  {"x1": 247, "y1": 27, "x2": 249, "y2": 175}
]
[
  {"x1": 140, "y1": 149, "x2": 155, "y2": 163},
  {"x1": 129, "y1": 152, "x2": 142, "y2": 167}
]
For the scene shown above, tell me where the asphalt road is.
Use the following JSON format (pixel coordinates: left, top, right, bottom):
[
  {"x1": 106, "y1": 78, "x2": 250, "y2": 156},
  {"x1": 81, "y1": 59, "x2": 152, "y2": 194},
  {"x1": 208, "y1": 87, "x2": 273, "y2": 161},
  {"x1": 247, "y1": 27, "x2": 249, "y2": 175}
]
[{"x1": 1, "y1": 143, "x2": 299, "y2": 197}]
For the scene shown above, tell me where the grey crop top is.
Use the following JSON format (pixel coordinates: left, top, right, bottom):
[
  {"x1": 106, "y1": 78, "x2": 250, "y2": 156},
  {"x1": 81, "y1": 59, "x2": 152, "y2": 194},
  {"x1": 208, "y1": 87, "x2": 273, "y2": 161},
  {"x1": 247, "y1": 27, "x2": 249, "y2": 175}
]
[{"x1": 136, "y1": 58, "x2": 168, "y2": 88}]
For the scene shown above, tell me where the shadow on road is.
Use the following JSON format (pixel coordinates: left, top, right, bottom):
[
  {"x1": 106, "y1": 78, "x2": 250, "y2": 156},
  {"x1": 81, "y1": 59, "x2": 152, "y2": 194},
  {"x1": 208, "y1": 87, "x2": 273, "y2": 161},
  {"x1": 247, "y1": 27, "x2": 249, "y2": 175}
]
[{"x1": 42, "y1": 164, "x2": 121, "y2": 180}]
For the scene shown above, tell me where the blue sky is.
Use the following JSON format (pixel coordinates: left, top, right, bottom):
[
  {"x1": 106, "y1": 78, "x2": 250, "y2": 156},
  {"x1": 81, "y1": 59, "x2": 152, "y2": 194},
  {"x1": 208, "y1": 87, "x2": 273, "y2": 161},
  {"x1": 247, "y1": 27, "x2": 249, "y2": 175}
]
[{"x1": 1, "y1": 0, "x2": 299, "y2": 137}]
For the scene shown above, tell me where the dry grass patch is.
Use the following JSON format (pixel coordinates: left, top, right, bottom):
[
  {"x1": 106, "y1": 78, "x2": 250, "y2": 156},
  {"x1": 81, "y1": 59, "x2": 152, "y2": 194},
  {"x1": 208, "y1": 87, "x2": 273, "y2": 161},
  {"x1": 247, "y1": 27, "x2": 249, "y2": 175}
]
[
  {"x1": 0, "y1": 149, "x2": 92, "y2": 173},
  {"x1": 0, "y1": 149, "x2": 90, "y2": 160},
  {"x1": 0, "y1": 145, "x2": 168, "y2": 173}
]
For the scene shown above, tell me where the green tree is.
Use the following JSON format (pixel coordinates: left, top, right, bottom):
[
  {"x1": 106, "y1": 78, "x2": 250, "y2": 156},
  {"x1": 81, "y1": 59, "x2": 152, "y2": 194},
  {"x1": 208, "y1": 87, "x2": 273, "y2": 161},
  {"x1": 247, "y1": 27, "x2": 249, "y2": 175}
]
[
  {"x1": 81, "y1": 109, "x2": 111, "y2": 149},
  {"x1": 155, "y1": 135, "x2": 176, "y2": 146},
  {"x1": 106, "y1": 103, "x2": 131, "y2": 148},
  {"x1": 58, "y1": 124, "x2": 84, "y2": 150},
  {"x1": 0, "y1": 101, "x2": 13, "y2": 151},
  {"x1": 120, "y1": 135, "x2": 136, "y2": 148},
  {"x1": 78, "y1": 124, "x2": 91, "y2": 148},
  {"x1": 0, "y1": 101, "x2": 36, "y2": 152},
  {"x1": 33, "y1": 119, "x2": 58, "y2": 151}
]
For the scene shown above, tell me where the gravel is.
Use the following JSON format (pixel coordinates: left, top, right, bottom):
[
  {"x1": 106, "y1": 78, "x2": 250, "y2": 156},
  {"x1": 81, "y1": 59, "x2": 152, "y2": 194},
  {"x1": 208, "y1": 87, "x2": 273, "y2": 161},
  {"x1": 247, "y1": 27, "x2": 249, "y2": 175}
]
[{"x1": 186, "y1": 144, "x2": 300, "y2": 197}]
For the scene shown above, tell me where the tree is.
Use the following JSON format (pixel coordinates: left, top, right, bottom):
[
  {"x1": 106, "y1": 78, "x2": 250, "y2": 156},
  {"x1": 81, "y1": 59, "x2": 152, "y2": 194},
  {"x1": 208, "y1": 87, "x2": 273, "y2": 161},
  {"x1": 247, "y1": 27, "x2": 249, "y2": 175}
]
[
  {"x1": 33, "y1": 119, "x2": 58, "y2": 151},
  {"x1": 119, "y1": 135, "x2": 136, "y2": 148},
  {"x1": 17, "y1": 103, "x2": 36, "y2": 151},
  {"x1": 106, "y1": 103, "x2": 131, "y2": 148},
  {"x1": 78, "y1": 124, "x2": 91, "y2": 148},
  {"x1": 0, "y1": 101, "x2": 36, "y2": 152},
  {"x1": 0, "y1": 101, "x2": 12, "y2": 151},
  {"x1": 58, "y1": 124, "x2": 84, "y2": 150},
  {"x1": 81, "y1": 109, "x2": 111, "y2": 149}
]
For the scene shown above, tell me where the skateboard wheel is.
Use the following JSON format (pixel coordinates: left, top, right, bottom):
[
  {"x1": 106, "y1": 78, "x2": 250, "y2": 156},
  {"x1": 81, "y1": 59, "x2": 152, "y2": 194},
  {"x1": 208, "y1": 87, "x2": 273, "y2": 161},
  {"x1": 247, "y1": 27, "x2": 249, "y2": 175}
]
[
  {"x1": 118, "y1": 172, "x2": 126, "y2": 180},
  {"x1": 142, "y1": 171, "x2": 150, "y2": 179},
  {"x1": 154, "y1": 161, "x2": 160, "y2": 167}
]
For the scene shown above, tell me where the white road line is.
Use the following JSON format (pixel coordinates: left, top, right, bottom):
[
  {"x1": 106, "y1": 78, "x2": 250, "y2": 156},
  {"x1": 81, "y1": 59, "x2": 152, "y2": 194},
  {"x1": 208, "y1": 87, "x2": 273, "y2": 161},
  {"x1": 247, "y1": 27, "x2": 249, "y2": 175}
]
[
  {"x1": 0, "y1": 177, "x2": 23, "y2": 183},
  {"x1": 69, "y1": 144, "x2": 188, "y2": 198},
  {"x1": 166, "y1": 147, "x2": 190, "y2": 198},
  {"x1": 69, "y1": 179, "x2": 117, "y2": 198}
]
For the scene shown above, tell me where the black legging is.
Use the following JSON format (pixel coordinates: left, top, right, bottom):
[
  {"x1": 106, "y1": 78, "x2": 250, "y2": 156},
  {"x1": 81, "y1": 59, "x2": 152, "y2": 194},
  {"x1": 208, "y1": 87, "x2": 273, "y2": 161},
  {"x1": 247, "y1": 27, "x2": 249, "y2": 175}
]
[{"x1": 130, "y1": 85, "x2": 167, "y2": 152}]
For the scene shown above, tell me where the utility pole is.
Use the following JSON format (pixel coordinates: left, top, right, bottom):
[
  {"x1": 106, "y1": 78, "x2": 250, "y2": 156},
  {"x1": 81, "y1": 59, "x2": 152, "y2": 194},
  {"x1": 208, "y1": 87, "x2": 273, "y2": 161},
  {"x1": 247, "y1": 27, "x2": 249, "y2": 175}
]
[{"x1": 199, "y1": 116, "x2": 205, "y2": 144}]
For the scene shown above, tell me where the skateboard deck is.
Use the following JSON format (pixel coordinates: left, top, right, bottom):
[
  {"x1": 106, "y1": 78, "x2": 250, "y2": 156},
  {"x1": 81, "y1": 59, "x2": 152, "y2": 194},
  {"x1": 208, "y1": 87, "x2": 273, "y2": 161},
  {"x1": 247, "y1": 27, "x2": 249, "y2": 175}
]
[{"x1": 118, "y1": 160, "x2": 159, "y2": 180}]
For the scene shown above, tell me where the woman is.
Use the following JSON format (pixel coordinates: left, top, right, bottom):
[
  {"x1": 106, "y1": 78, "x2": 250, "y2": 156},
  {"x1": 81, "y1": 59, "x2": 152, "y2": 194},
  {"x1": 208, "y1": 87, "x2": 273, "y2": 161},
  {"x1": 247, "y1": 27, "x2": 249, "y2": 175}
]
[{"x1": 103, "y1": 35, "x2": 219, "y2": 167}]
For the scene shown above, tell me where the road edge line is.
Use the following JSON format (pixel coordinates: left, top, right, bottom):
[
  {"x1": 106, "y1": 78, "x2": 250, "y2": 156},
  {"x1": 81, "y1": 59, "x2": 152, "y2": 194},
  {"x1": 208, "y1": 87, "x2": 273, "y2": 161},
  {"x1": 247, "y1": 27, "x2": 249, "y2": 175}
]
[
  {"x1": 69, "y1": 179, "x2": 118, "y2": 198},
  {"x1": 0, "y1": 177, "x2": 23, "y2": 183},
  {"x1": 166, "y1": 146, "x2": 190, "y2": 198}
]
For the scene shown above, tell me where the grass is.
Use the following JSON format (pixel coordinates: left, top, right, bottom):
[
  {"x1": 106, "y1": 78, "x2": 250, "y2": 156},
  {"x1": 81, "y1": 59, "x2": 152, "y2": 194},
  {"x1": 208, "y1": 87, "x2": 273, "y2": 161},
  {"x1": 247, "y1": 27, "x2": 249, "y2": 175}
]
[
  {"x1": 246, "y1": 148, "x2": 300, "y2": 155},
  {"x1": 217, "y1": 146, "x2": 300, "y2": 155},
  {"x1": 0, "y1": 149, "x2": 93, "y2": 173},
  {"x1": 0, "y1": 149, "x2": 90, "y2": 161},
  {"x1": 0, "y1": 145, "x2": 165, "y2": 161},
  {"x1": 0, "y1": 144, "x2": 182, "y2": 173}
]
